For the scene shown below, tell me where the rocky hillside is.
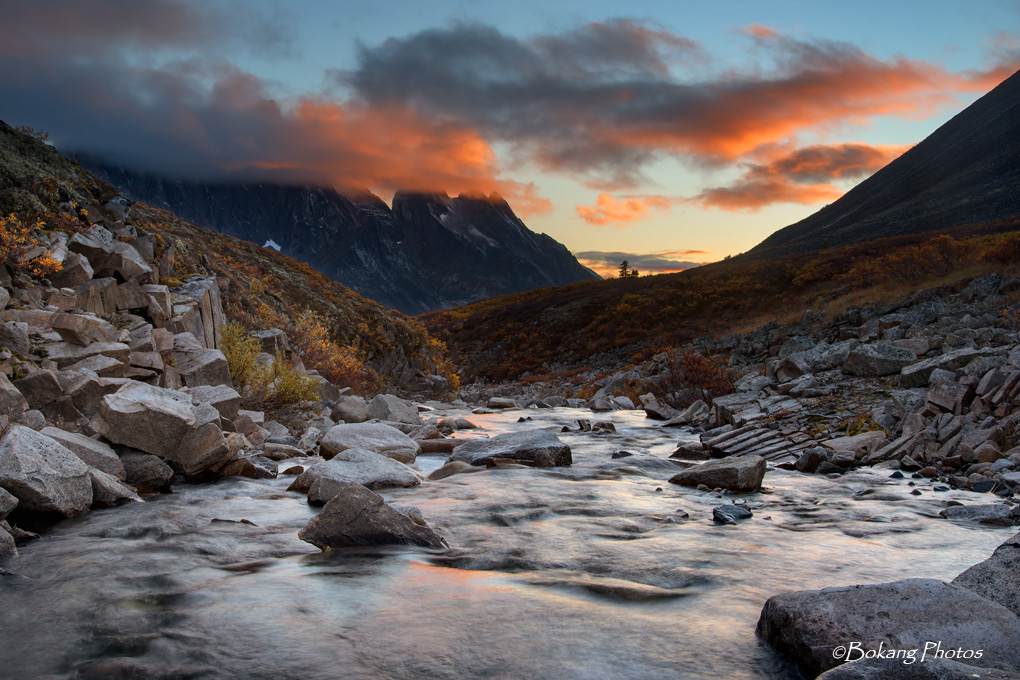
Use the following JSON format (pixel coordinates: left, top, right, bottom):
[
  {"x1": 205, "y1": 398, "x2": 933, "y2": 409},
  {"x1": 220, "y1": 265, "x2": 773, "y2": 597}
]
[
  {"x1": 0, "y1": 120, "x2": 457, "y2": 396},
  {"x1": 748, "y1": 67, "x2": 1020, "y2": 258},
  {"x1": 79, "y1": 159, "x2": 600, "y2": 314},
  {"x1": 425, "y1": 217, "x2": 1020, "y2": 381}
]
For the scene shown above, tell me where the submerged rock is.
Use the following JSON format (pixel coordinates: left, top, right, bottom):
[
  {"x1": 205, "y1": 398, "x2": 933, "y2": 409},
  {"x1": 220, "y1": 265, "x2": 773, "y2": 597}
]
[
  {"x1": 298, "y1": 482, "x2": 447, "y2": 550},
  {"x1": 713, "y1": 505, "x2": 753, "y2": 524}
]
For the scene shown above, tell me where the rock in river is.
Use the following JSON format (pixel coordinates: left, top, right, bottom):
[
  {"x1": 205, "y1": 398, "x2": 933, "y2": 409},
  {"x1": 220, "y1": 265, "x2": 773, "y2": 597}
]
[
  {"x1": 669, "y1": 455, "x2": 766, "y2": 492},
  {"x1": 298, "y1": 482, "x2": 447, "y2": 550},
  {"x1": 289, "y1": 448, "x2": 421, "y2": 503},
  {"x1": 757, "y1": 578, "x2": 1020, "y2": 679},
  {"x1": 446, "y1": 430, "x2": 572, "y2": 467},
  {"x1": 319, "y1": 423, "x2": 420, "y2": 464}
]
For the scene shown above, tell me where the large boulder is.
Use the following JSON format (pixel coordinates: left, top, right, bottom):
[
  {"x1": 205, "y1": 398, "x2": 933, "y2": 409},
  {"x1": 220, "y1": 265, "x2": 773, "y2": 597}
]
[
  {"x1": 97, "y1": 382, "x2": 197, "y2": 458},
  {"x1": 169, "y1": 277, "x2": 225, "y2": 350},
  {"x1": 298, "y1": 482, "x2": 447, "y2": 550},
  {"x1": 13, "y1": 370, "x2": 63, "y2": 410},
  {"x1": 844, "y1": 342, "x2": 917, "y2": 377},
  {"x1": 290, "y1": 449, "x2": 421, "y2": 502},
  {"x1": 668, "y1": 454, "x2": 766, "y2": 492},
  {"x1": 172, "y1": 333, "x2": 231, "y2": 387},
  {"x1": 757, "y1": 579, "x2": 1020, "y2": 679},
  {"x1": 331, "y1": 395, "x2": 369, "y2": 424},
  {"x1": 40, "y1": 427, "x2": 125, "y2": 480},
  {"x1": 368, "y1": 394, "x2": 422, "y2": 425},
  {"x1": 953, "y1": 533, "x2": 1020, "y2": 617},
  {"x1": 447, "y1": 430, "x2": 572, "y2": 467},
  {"x1": 319, "y1": 423, "x2": 420, "y2": 463},
  {"x1": 168, "y1": 422, "x2": 232, "y2": 475},
  {"x1": 0, "y1": 425, "x2": 93, "y2": 515}
]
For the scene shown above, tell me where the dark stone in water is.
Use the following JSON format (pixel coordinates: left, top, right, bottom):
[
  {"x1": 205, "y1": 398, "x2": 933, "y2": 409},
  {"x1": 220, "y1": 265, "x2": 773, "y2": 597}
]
[
  {"x1": 713, "y1": 505, "x2": 753, "y2": 525},
  {"x1": 973, "y1": 479, "x2": 997, "y2": 493},
  {"x1": 890, "y1": 471, "x2": 904, "y2": 479},
  {"x1": 612, "y1": 451, "x2": 634, "y2": 459}
]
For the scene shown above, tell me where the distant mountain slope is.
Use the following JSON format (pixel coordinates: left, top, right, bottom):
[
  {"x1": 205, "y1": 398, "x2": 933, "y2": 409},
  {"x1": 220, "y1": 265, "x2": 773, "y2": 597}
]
[
  {"x1": 79, "y1": 160, "x2": 599, "y2": 314},
  {"x1": 749, "y1": 68, "x2": 1020, "y2": 258}
]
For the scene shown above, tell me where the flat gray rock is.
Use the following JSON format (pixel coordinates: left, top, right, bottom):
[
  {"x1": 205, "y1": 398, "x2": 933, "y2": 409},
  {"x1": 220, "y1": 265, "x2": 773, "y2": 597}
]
[
  {"x1": 320, "y1": 422, "x2": 420, "y2": 463},
  {"x1": 954, "y1": 533, "x2": 1020, "y2": 617},
  {"x1": 290, "y1": 448, "x2": 421, "y2": 503},
  {"x1": 40, "y1": 427, "x2": 125, "y2": 480},
  {"x1": 669, "y1": 455, "x2": 766, "y2": 492},
  {"x1": 97, "y1": 382, "x2": 197, "y2": 458},
  {"x1": 817, "y1": 657, "x2": 1020, "y2": 679},
  {"x1": 447, "y1": 430, "x2": 572, "y2": 467}
]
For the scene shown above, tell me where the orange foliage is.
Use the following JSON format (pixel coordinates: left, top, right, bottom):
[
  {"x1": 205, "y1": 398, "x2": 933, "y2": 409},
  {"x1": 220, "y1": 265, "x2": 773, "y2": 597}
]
[
  {"x1": 0, "y1": 213, "x2": 62, "y2": 278},
  {"x1": 653, "y1": 349, "x2": 737, "y2": 409}
]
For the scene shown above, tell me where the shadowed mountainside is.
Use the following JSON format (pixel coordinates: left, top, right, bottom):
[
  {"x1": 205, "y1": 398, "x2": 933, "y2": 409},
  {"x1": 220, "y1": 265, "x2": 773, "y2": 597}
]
[
  {"x1": 748, "y1": 68, "x2": 1020, "y2": 258},
  {"x1": 77, "y1": 160, "x2": 599, "y2": 314}
]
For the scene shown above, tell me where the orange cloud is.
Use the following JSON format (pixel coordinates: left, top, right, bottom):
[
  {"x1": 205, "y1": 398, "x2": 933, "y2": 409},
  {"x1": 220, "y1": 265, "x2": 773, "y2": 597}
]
[
  {"x1": 691, "y1": 141, "x2": 907, "y2": 211},
  {"x1": 744, "y1": 25, "x2": 779, "y2": 39},
  {"x1": 576, "y1": 193, "x2": 674, "y2": 226},
  {"x1": 574, "y1": 249, "x2": 707, "y2": 277}
]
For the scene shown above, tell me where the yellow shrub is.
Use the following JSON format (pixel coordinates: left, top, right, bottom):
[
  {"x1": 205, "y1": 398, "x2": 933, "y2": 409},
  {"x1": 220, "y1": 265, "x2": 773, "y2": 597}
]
[
  {"x1": 218, "y1": 322, "x2": 319, "y2": 412},
  {"x1": 0, "y1": 213, "x2": 62, "y2": 278}
]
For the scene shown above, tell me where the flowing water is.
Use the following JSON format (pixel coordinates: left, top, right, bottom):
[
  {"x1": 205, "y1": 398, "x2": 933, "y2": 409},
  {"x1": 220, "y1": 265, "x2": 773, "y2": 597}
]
[{"x1": 0, "y1": 408, "x2": 1013, "y2": 679}]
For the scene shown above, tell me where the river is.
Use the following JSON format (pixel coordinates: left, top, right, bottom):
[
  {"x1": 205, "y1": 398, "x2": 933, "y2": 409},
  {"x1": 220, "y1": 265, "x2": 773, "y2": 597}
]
[{"x1": 0, "y1": 407, "x2": 1012, "y2": 679}]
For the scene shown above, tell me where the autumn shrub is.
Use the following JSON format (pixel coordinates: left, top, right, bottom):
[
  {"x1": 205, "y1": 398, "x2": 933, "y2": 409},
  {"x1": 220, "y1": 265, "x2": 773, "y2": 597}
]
[
  {"x1": 0, "y1": 212, "x2": 62, "y2": 278},
  {"x1": 653, "y1": 349, "x2": 737, "y2": 409},
  {"x1": 218, "y1": 322, "x2": 319, "y2": 412},
  {"x1": 289, "y1": 310, "x2": 380, "y2": 394}
]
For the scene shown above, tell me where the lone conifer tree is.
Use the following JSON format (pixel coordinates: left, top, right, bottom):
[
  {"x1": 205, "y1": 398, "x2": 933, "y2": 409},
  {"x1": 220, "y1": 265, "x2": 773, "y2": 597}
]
[{"x1": 618, "y1": 260, "x2": 630, "y2": 278}]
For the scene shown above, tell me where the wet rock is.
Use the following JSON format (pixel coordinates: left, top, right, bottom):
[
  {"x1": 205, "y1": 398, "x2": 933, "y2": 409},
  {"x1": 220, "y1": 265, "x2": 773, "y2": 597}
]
[
  {"x1": 87, "y1": 467, "x2": 142, "y2": 507},
  {"x1": 447, "y1": 430, "x2": 572, "y2": 467},
  {"x1": 816, "y1": 657, "x2": 1020, "y2": 679},
  {"x1": 319, "y1": 422, "x2": 420, "y2": 463},
  {"x1": 713, "y1": 505, "x2": 753, "y2": 524},
  {"x1": 669, "y1": 455, "x2": 767, "y2": 493},
  {"x1": 330, "y1": 395, "x2": 370, "y2": 424},
  {"x1": 844, "y1": 342, "x2": 917, "y2": 377},
  {"x1": 670, "y1": 442, "x2": 710, "y2": 460},
  {"x1": 97, "y1": 382, "x2": 196, "y2": 458},
  {"x1": 0, "y1": 526, "x2": 16, "y2": 557},
  {"x1": 487, "y1": 397, "x2": 517, "y2": 409},
  {"x1": 757, "y1": 578, "x2": 1020, "y2": 679},
  {"x1": 293, "y1": 449, "x2": 421, "y2": 503},
  {"x1": 939, "y1": 504, "x2": 1013, "y2": 523},
  {"x1": 120, "y1": 451, "x2": 174, "y2": 493},
  {"x1": 796, "y1": 447, "x2": 825, "y2": 473},
  {"x1": 298, "y1": 482, "x2": 447, "y2": 550},
  {"x1": 40, "y1": 427, "x2": 125, "y2": 480},
  {"x1": 427, "y1": 460, "x2": 484, "y2": 481},
  {"x1": 0, "y1": 425, "x2": 92, "y2": 515},
  {"x1": 368, "y1": 394, "x2": 422, "y2": 425},
  {"x1": 219, "y1": 455, "x2": 278, "y2": 479}
]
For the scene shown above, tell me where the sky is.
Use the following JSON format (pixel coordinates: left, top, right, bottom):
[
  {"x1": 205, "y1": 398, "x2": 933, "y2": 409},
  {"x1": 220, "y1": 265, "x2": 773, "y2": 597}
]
[{"x1": 3, "y1": 0, "x2": 1019, "y2": 277}]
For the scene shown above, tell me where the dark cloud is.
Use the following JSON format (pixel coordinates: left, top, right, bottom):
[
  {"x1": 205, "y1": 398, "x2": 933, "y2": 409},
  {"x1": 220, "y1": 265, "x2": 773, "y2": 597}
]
[{"x1": 339, "y1": 22, "x2": 1011, "y2": 188}]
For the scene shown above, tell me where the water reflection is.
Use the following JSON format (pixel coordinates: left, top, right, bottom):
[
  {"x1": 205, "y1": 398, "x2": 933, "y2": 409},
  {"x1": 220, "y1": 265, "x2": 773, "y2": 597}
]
[{"x1": 0, "y1": 406, "x2": 1012, "y2": 679}]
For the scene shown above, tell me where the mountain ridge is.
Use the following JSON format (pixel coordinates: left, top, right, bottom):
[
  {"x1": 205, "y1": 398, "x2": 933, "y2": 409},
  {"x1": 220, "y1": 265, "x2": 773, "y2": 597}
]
[
  {"x1": 748, "y1": 67, "x2": 1020, "y2": 257},
  {"x1": 78, "y1": 158, "x2": 600, "y2": 314}
]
